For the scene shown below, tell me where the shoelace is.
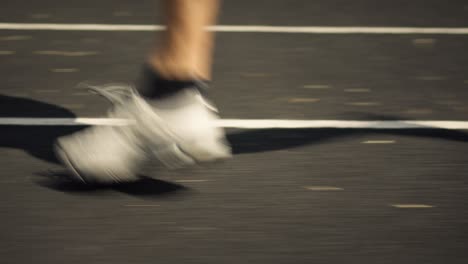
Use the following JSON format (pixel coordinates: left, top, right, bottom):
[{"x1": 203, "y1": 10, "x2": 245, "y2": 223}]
[
  {"x1": 78, "y1": 82, "x2": 135, "y2": 105},
  {"x1": 78, "y1": 81, "x2": 219, "y2": 113}
]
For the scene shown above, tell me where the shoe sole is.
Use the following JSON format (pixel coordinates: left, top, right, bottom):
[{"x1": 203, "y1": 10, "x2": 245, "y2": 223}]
[
  {"x1": 135, "y1": 97, "x2": 232, "y2": 168},
  {"x1": 54, "y1": 143, "x2": 88, "y2": 183}
]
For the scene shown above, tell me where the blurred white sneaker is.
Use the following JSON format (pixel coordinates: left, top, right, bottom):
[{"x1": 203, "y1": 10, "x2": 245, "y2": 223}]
[{"x1": 55, "y1": 84, "x2": 231, "y2": 184}]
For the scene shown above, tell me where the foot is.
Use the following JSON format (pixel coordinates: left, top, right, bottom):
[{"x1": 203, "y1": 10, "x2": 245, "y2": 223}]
[{"x1": 55, "y1": 82, "x2": 231, "y2": 184}]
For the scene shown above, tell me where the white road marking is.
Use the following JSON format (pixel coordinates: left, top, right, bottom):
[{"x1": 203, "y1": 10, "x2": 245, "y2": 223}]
[
  {"x1": 0, "y1": 118, "x2": 134, "y2": 126},
  {"x1": 346, "y1": 102, "x2": 381, "y2": 106},
  {"x1": 50, "y1": 68, "x2": 79, "y2": 73},
  {"x1": 1, "y1": 118, "x2": 468, "y2": 130},
  {"x1": 416, "y1": 76, "x2": 446, "y2": 81},
  {"x1": 34, "y1": 50, "x2": 98, "y2": 56},
  {"x1": 80, "y1": 38, "x2": 101, "y2": 43},
  {"x1": 391, "y1": 204, "x2": 434, "y2": 208},
  {"x1": 123, "y1": 204, "x2": 160, "y2": 207},
  {"x1": 175, "y1": 179, "x2": 209, "y2": 183},
  {"x1": 305, "y1": 186, "x2": 344, "y2": 191},
  {"x1": 288, "y1": 98, "x2": 320, "y2": 103},
  {"x1": 0, "y1": 180, "x2": 26, "y2": 184},
  {"x1": 0, "y1": 50, "x2": 15, "y2": 55},
  {"x1": 435, "y1": 100, "x2": 461, "y2": 106},
  {"x1": 404, "y1": 109, "x2": 433, "y2": 115},
  {"x1": 0, "y1": 35, "x2": 32, "y2": 40},
  {"x1": 1, "y1": 23, "x2": 468, "y2": 34},
  {"x1": 31, "y1": 14, "x2": 51, "y2": 19},
  {"x1": 302, "y1": 84, "x2": 331, "y2": 89},
  {"x1": 362, "y1": 140, "x2": 396, "y2": 144},
  {"x1": 113, "y1": 11, "x2": 133, "y2": 17},
  {"x1": 412, "y1": 38, "x2": 436, "y2": 46},
  {"x1": 452, "y1": 106, "x2": 468, "y2": 111},
  {"x1": 0, "y1": 35, "x2": 32, "y2": 41},
  {"x1": 240, "y1": 73, "x2": 269, "y2": 77},
  {"x1": 8, "y1": 93, "x2": 29, "y2": 97},
  {"x1": 217, "y1": 120, "x2": 468, "y2": 129},
  {"x1": 180, "y1": 227, "x2": 218, "y2": 231},
  {"x1": 344, "y1": 88, "x2": 371, "y2": 93},
  {"x1": 0, "y1": 23, "x2": 164, "y2": 31}
]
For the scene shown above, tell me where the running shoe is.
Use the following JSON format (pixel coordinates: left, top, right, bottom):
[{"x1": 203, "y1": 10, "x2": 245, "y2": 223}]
[{"x1": 55, "y1": 83, "x2": 231, "y2": 184}]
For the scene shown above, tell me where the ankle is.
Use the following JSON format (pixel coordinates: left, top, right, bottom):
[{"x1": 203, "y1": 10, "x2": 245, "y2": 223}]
[
  {"x1": 137, "y1": 64, "x2": 206, "y2": 99},
  {"x1": 148, "y1": 54, "x2": 210, "y2": 80}
]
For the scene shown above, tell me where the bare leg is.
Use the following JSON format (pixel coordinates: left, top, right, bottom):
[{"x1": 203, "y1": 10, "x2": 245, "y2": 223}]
[
  {"x1": 149, "y1": 0, "x2": 220, "y2": 80},
  {"x1": 54, "y1": 0, "x2": 229, "y2": 184}
]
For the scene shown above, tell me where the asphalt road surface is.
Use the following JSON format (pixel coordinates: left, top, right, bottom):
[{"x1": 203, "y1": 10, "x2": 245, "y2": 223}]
[{"x1": 1, "y1": 1, "x2": 468, "y2": 263}]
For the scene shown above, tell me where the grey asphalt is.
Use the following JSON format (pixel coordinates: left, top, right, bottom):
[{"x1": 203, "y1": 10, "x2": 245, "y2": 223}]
[{"x1": 1, "y1": 1, "x2": 468, "y2": 263}]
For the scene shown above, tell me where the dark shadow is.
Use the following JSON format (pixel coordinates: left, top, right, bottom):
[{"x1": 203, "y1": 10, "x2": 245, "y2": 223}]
[
  {"x1": 0, "y1": 94, "x2": 188, "y2": 198},
  {"x1": 0, "y1": 94, "x2": 84, "y2": 163},
  {"x1": 227, "y1": 128, "x2": 468, "y2": 154},
  {"x1": 227, "y1": 113, "x2": 468, "y2": 154},
  {"x1": 1, "y1": 125, "x2": 86, "y2": 163},
  {"x1": 0, "y1": 94, "x2": 78, "y2": 117},
  {"x1": 114, "y1": 176, "x2": 190, "y2": 198},
  {"x1": 35, "y1": 171, "x2": 189, "y2": 199},
  {"x1": 2, "y1": 94, "x2": 468, "y2": 185}
]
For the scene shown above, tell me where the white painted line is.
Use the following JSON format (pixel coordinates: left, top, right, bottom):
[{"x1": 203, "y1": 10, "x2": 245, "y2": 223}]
[
  {"x1": 50, "y1": 68, "x2": 79, "y2": 73},
  {"x1": 35, "y1": 50, "x2": 98, "y2": 56},
  {"x1": 0, "y1": 180, "x2": 23, "y2": 183},
  {"x1": 435, "y1": 100, "x2": 461, "y2": 106},
  {"x1": 303, "y1": 84, "x2": 331, "y2": 89},
  {"x1": 180, "y1": 227, "x2": 218, "y2": 231},
  {"x1": 346, "y1": 102, "x2": 381, "y2": 106},
  {"x1": 362, "y1": 140, "x2": 396, "y2": 144},
  {"x1": 0, "y1": 23, "x2": 163, "y2": 31},
  {"x1": 113, "y1": 11, "x2": 133, "y2": 17},
  {"x1": 288, "y1": 98, "x2": 320, "y2": 103},
  {"x1": 1, "y1": 119, "x2": 468, "y2": 130},
  {"x1": 404, "y1": 109, "x2": 433, "y2": 115},
  {"x1": 0, "y1": 35, "x2": 32, "y2": 40},
  {"x1": 305, "y1": 186, "x2": 344, "y2": 191},
  {"x1": 210, "y1": 26, "x2": 468, "y2": 34},
  {"x1": 0, "y1": 118, "x2": 134, "y2": 126},
  {"x1": 415, "y1": 76, "x2": 446, "y2": 81},
  {"x1": 412, "y1": 38, "x2": 436, "y2": 46},
  {"x1": 123, "y1": 204, "x2": 160, "y2": 207},
  {"x1": 8, "y1": 93, "x2": 29, "y2": 97},
  {"x1": 31, "y1": 14, "x2": 51, "y2": 19},
  {"x1": 452, "y1": 106, "x2": 468, "y2": 111},
  {"x1": 216, "y1": 120, "x2": 468, "y2": 129},
  {"x1": 391, "y1": 204, "x2": 434, "y2": 208},
  {"x1": 344, "y1": 88, "x2": 371, "y2": 93},
  {"x1": 175, "y1": 179, "x2": 209, "y2": 183},
  {"x1": 1, "y1": 23, "x2": 468, "y2": 34},
  {"x1": 0, "y1": 50, "x2": 15, "y2": 55},
  {"x1": 80, "y1": 38, "x2": 101, "y2": 43},
  {"x1": 240, "y1": 72, "x2": 270, "y2": 77}
]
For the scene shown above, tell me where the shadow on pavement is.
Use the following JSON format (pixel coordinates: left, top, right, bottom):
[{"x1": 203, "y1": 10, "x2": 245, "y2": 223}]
[
  {"x1": 2, "y1": 94, "x2": 468, "y2": 191},
  {"x1": 35, "y1": 171, "x2": 189, "y2": 199},
  {"x1": 2, "y1": 94, "x2": 468, "y2": 163},
  {"x1": 227, "y1": 127, "x2": 468, "y2": 154},
  {"x1": 1, "y1": 94, "x2": 189, "y2": 198},
  {"x1": 0, "y1": 94, "x2": 84, "y2": 163}
]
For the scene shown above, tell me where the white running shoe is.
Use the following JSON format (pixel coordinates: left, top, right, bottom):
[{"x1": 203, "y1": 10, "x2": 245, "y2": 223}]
[{"x1": 55, "y1": 84, "x2": 231, "y2": 184}]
